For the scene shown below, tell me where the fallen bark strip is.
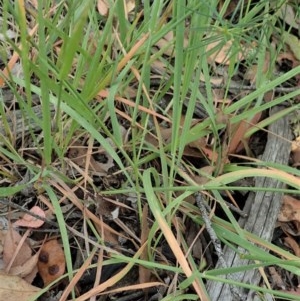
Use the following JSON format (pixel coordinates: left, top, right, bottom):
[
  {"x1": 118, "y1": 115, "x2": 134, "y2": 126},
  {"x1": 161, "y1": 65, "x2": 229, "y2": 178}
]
[{"x1": 206, "y1": 106, "x2": 292, "y2": 301}]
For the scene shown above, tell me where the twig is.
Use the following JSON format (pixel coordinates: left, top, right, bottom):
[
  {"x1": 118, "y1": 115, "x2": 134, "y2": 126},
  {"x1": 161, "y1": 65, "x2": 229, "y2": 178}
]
[
  {"x1": 0, "y1": 198, "x2": 59, "y2": 228},
  {"x1": 195, "y1": 192, "x2": 244, "y2": 301}
]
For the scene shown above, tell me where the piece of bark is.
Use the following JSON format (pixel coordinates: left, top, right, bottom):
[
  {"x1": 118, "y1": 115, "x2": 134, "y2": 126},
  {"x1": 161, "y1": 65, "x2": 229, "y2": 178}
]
[{"x1": 206, "y1": 106, "x2": 292, "y2": 301}]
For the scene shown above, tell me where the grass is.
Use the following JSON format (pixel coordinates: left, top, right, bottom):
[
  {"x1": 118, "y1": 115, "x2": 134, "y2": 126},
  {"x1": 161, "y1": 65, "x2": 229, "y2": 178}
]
[{"x1": 1, "y1": 0, "x2": 300, "y2": 300}]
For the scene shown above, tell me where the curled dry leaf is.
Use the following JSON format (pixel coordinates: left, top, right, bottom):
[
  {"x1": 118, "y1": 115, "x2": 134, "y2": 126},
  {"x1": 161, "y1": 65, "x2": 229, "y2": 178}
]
[
  {"x1": 13, "y1": 206, "x2": 45, "y2": 228},
  {"x1": 38, "y1": 240, "x2": 65, "y2": 286}
]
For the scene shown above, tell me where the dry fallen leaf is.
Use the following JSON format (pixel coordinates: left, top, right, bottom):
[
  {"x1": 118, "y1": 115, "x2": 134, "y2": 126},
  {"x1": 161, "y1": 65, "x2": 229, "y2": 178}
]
[
  {"x1": 268, "y1": 266, "x2": 285, "y2": 290},
  {"x1": 3, "y1": 228, "x2": 31, "y2": 270},
  {"x1": 38, "y1": 239, "x2": 65, "y2": 286},
  {"x1": 13, "y1": 206, "x2": 45, "y2": 228},
  {"x1": 278, "y1": 3, "x2": 300, "y2": 30},
  {"x1": 206, "y1": 37, "x2": 254, "y2": 65},
  {"x1": 9, "y1": 252, "x2": 39, "y2": 283},
  {"x1": 229, "y1": 112, "x2": 262, "y2": 153},
  {"x1": 283, "y1": 31, "x2": 300, "y2": 61},
  {"x1": 97, "y1": 0, "x2": 109, "y2": 16},
  {"x1": 2, "y1": 227, "x2": 39, "y2": 282},
  {"x1": 97, "y1": 0, "x2": 135, "y2": 17},
  {"x1": 278, "y1": 195, "x2": 300, "y2": 222},
  {"x1": 0, "y1": 273, "x2": 40, "y2": 301}
]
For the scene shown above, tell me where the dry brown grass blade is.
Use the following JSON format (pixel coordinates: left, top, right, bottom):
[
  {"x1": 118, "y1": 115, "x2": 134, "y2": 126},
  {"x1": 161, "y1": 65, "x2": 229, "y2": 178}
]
[
  {"x1": 73, "y1": 244, "x2": 146, "y2": 301},
  {"x1": 139, "y1": 204, "x2": 151, "y2": 285},
  {"x1": 59, "y1": 248, "x2": 97, "y2": 301},
  {"x1": 113, "y1": 31, "x2": 149, "y2": 75},
  {"x1": 96, "y1": 281, "x2": 166, "y2": 296},
  {"x1": 154, "y1": 212, "x2": 209, "y2": 300},
  {"x1": 96, "y1": 33, "x2": 150, "y2": 93},
  {"x1": 0, "y1": 23, "x2": 38, "y2": 87},
  {"x1": 4, "y1": 227, "x2": 31, "y2": 273},
  {"x1": 97, "y1": 89, "x2": 171, "y2": 124},
  {"x1": 48, "y1": 177, "x2": 124, "y2": 241},
  {"x1": 0, "y1": 0, "x2": 36, "y2": 87}
]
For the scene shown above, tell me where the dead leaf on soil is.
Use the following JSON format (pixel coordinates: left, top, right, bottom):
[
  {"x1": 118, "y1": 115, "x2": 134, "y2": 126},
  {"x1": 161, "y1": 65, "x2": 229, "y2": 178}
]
[
  {"x1": 1, "y1": 226, "x2": 39, "y2": 282},
  {"x1": 191, "y1": 166, "x2": 215, "y2": 186},
  {"x1": 12, "y1": 206, "x2": 45, "y2": 228},
  {"x1": 97, "y1": 0, "x2": 109, "y2": 16},
  {"x1": 229, "y1": 112, "x2": 262, "y2": 153},
  {"x1": 278, "y1": 195, "x2": 300, "y2": 222},
  {"x1": 3, "y1": 228, "x2": 31, "y2": 270},
  {"x1": 0, "y1": 273, "x2": 40, "y2": 301},
  {"x1": 97, "y1": 0, "x2": 135, "y2": 17},
  {"x1": 277, "y1": 3, "x2": 300, "y2": 30},
  {"x1": 94, "y1": 194, "x2": 120, "y2": 221},
  {"x1": 9, "y1": 252, "x2": 39, "y2": 283},
  {"x1": 282, "y1": 31, "x2": 300, "y2": 61},
  {"x1": 206, "y1": 37, "x2": 255, "y2": 65},
  {"x1": 37, "y1": 239, "x2": 65, "y2": 286},
  {"x1": 268, "y1": 266, "x2": 285, "y2": 289},
  {"x1": 145, "y1": 123, "x2": 223, "y2": 163}
]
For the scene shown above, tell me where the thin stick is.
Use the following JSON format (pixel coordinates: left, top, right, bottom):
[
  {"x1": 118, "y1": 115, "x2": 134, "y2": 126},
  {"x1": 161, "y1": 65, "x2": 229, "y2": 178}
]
[{"x1": 195, "y1": 192, "x2": 244, "y2": 301}]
